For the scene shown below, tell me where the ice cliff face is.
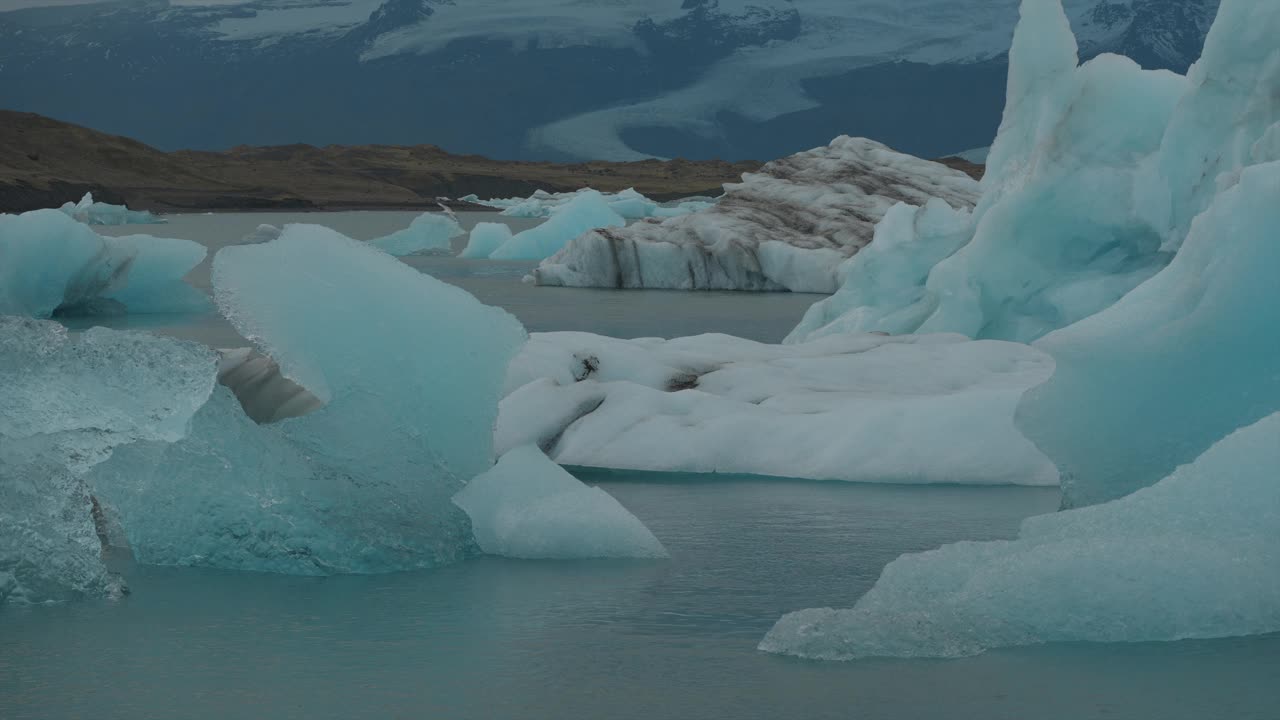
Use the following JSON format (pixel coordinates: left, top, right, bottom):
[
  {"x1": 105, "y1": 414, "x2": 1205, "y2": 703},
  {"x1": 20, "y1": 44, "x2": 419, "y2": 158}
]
[
  {"x1": 0, "y1": 0, "x2": 1217, "y2": 162},
  {"x1": 532, "y1": 138, "x2": 981, "y2": 292}
]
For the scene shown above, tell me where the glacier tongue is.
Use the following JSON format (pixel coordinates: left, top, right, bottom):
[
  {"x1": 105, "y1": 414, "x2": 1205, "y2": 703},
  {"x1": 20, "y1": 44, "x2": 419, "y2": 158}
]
[
  {"x1": 1, "y1": 317, "x2": 217, "y2": 604},
  {"x1": 89, "y1": 224, "x2": 527, "y2": 575},
  {"x1": 531, "y1": 137, "x2": 981, "y2": 292}
]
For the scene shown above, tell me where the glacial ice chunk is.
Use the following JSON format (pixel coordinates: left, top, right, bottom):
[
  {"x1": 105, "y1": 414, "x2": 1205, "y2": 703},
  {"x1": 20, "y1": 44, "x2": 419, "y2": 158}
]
[
  {"x1": 460, "y1": 222, "x2": 513, "y2": 259},
  {"x1": 532, "y1": 138, "x2": 980, "y2": 292},
  {"x1": 466, "y1": 187, "x2": 708, "y2": 221},
  {"x1": 59, "y1": 192, "x2": 165, "y2": 226},
  {"x1": 760, "y1": 410, "x2": 1280, "y2": 660},
  {"x1": 452, "y1": 445, "x2": 667, "y2": 559},
  {"x1": 488, "y1": 190, "x2": 626, "y2": 261},
  {"x1": 1019, "y1": 160, "x2": 1280, "y2": 508},
  {"x1": 368, "y1": 211, "x2": 463, "y2": 256},
  {"x1": 89, "y1": 225, "x2": 527, "y2": 575},
  {"x1": 0, "y1": 317, "x2": 217, "y2": 604},
  {"x1": 0, "y1": 209, "x2": 208, "y2": 317},
  {"x1": 501, "y1": 331, "x2": 1057, "y2": 486}
]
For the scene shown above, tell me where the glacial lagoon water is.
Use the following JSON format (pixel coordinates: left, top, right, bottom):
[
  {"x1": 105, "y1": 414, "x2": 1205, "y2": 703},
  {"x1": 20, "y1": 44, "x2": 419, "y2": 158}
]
[{"x1": 4, "y1": 212, "x2": 1278, "y2": 719}]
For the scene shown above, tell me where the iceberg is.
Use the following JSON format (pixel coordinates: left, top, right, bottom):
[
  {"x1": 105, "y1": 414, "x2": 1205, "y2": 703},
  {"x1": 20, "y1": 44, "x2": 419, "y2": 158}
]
[
  {"x1": 452, "y1": 445, "x2": 668, "y2": 560},
  {"x1": 368, "y1": 211, "x2": 463, "y2": 256},
  {"x1": 790, "y1": 1, "x2": 1186, "y2": 343},
  {"x1": 0, "y1": 209, "x2": 209, "y2": 317},
  {"x1": 59, "y1": 192, "x2": 165, "y2": 226},
  {"x1": 0, "y1": 317, "x2": 217, "y2": 604},
  {"x1": 466, "y1": 187, "x2": 710, "y2": 220},
  {"x1": 760, "y1": 410, "x2": 1280, "y2": 660},
  {"x1": 500, "y1": 331, "x2": 1057, "y2": 486},
  {"x1": 531, "y1": 138, "x2": 981, "y2": 292},
  {"x1": 88, "y1": 224, "x2": 527, "y2": 575},
  {"x1": 460, "y1": 222, "x2": 513, "y2": 259},
  {"x1": 487, "y1": 190, "x2": 626, "y2": 261}
]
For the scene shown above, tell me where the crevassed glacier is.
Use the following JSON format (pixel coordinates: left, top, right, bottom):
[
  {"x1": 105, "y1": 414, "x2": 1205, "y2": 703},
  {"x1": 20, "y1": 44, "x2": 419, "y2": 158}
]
[
  {"x1": 0, "y1": 317, "x2": 217, "y2": 604},
  {"x1": 0, "y1": 209, "x2": 209, "y2": 317},
  {"x1": 531, "y1": 138, "x2": 980, "y2": 292},
  {"x1": 500, "y1": 331, "x2": 1057, "y2": 486},
  {"x1": 59, "y1": 192, "x2": 165, "y2": 226},
  {"x1": 760, "y1": 410, "x2": 1280, "y2": 660},
  {"x1": 368, "y1": 210, "x2": 464, "y2": 256},
  {"x1": 453, "y1": 445, "x2": 667, "y2": 560},
  {"x1": 88, "y1": 224, "x2": 527, "y2": 575}
]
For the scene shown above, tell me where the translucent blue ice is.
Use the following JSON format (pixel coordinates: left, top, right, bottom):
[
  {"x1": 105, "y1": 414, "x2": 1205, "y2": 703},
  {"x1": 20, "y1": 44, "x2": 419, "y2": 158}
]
[
  {"x1": 0, "y1": 209, "x2": 208, "y2": 317},
  {"x1": 0, "y1": 318, "x2": 217, "y2": 604},
  {"x1": 460, "y1": 221, "x2": 513, "y2": 259},
  {"x1": 368, "y1": 211, "x2": 464, "y2": 256},
  {"x1": 59, "y1": 192, "x2": 165, "y2": 226},
  {"x1": 89, "y1": 225, "x2": 527, "y2": 575},
  {"x1": 487, "y1": 191, "x2": 626, "y2": 260}
]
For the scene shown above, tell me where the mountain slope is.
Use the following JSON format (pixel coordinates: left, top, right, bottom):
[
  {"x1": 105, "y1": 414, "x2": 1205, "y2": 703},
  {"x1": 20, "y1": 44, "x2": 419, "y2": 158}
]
[{"x1": 0, "y1": 0, "x2": 1218, "y2": 162}]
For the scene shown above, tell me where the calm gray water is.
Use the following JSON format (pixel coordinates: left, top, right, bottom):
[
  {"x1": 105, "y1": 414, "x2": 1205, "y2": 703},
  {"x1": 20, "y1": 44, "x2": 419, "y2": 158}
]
[{"x1": 8, "y1": 213, "x2": 1279, "y2": 719}]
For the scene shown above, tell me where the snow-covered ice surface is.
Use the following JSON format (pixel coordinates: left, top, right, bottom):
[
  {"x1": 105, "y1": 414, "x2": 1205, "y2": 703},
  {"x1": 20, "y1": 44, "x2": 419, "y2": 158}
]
[
  {"x1": 452, "y1": 445, "x2": 668, "y2": 560},
  {"x1": 0, "y1": 209, "x2": 209, "y2": 317},
  {"x1": 0, "y1": 318, "x2": 217, "y2": 604},
  {"x1": 532, "y1": 138, "x2": 980, "y2": 292},
  {"x1": 763, "y1": 0, "x2": 1280, "y2": 660},
  {"x1": 487, "y1": 190, "x2": 626, "y2": 261},
  {"x1": 88, "y1": 225, "x2": 527, "y2": 575},
  {"x1": 499, "y1": 331, "x2": 1057, "y2": 486},
  {"x1": 760, "y1": 410, "x2": 1280, "y2": 660},
  {"x1": 368, "y1": 211, "x2": 464, "y2": 256},
  {"x1": 58, "y1": 192, "x2": 165, "y2": 226}
]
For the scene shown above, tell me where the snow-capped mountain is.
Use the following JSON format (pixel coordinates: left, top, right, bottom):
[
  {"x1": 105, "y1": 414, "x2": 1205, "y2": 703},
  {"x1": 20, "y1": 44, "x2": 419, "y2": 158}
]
[{"x1": 0, "y1": 0, "x2": 1217, "y2": 161}]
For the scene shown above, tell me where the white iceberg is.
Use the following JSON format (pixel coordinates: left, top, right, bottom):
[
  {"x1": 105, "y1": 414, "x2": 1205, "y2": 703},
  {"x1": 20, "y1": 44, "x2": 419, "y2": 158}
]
[
  {"x1": 88, "y1": 224, "x2": 527, "y2": 575},
  {"x1": 531, "y1": 138, "x2": 981, "y2": 292},
  {"x1": 452, "y1": 445, "x2": 668, "y2": 560},
  {"x1": 0, "y1": 209, "x2": 209, "y2": 317},
  {"x1": 58, "y1": 192, "x2": 165, "y2": 226},
  {"x1": 487, "y1": 190, "x2": 626, "y2": 261},
  {"x1": 467, "y1": 187, "x2": 710, "y2": 221},
  {"x1": 460, "y1": 221, "x2": 513, "y2": 259},
  {"x1": 368, "y1": 211, "x2": 464, "y2": 256},
  {"x1": 0, "y1": 317, "x2": 217, "y2": 604},
  {"x1": 500, "y1": 331, "x2": 1057, "y2": 486},
  {"x1": 760, "y1": 410, "x2": 1280, "y2": 660}
]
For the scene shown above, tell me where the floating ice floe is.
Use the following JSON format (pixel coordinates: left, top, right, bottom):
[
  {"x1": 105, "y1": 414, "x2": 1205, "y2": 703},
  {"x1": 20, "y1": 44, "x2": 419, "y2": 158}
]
[
  {"x1": 531, "y1": 138, "x2": 980, "y2": 292},
  {"x1": 762, "y1": 0, "x2": 1280, "y2": 659},
  {"x1": 0, "y1": 209, "x2": 209, "y2": 317},
  {"x1": 0, "y1": 317, "x2": 217, "y2": 604},
  {"x1": 499, "y1": 331, "x2": 1057, "y2": 486},
  {"x1": 486, "y1": 190, "x2": 626, "y2": 261},
  {"x1": 760, "y1": 410, "x2": 1280, "y2": 660},
  {"x1": 88, "y1": 225, "x2": 527, "y2": 575},
  {"x1": 453, "y1": 445, "x2": 667, "y2": 560},
  {"x1": 463, "y1": 188, "x2": 713, "y2": 220},
  {"x1": 58, "y1": 192, "x2": 165, "y2": 226},
  {"x1": 368, "y1": 211, "x2": 464, "y2": 256},
  {"x1": 460, "y1": 222, "x2": 513, "y2": 259}
]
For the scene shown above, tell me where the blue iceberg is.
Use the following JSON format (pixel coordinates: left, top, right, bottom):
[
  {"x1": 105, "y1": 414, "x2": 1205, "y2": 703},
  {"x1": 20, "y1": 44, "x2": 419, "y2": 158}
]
[{"x1": 59, "y1": 192, "x2": 165, "y2": 226}]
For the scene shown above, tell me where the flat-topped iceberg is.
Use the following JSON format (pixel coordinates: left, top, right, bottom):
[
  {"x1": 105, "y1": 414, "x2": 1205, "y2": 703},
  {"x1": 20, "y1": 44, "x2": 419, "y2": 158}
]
[
  {"x1": 368, "y1": 211, "x2": 464, "y2": 256},
  {"x1": 1, "y1": 209, "x2": 209, "y2": 317},
  {"x1": 761, "y1": 410, "x2": 1280, "y2": 660},
  {"x1": 532, "y1": 138, "x2": 981, "y2": 292},
  {"x1": 0, "y1": 318, "x2": 217, "y2": 604},
  {"x1": 453, "y1": 445, "x2": 667, "y2": 560},
  {"x1": 59, "y1": 192, "x2": 165, "y2": 226},
  {"x1": 89, "y1": 225, "x2": 527, "y2": 575},
  {"x1": 500, "y1": 331, "x2": 1057, "y2": 486}
]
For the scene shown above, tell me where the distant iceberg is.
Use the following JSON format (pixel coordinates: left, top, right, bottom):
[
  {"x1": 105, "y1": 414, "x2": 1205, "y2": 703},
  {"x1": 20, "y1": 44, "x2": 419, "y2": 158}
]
[
  {"x1": 500, "y1": 331, "x2": 1057, "y2": 486},
  {"x1": 531, "y1": 138, "x2": 980, "y2": 292},
  {"x1": 59, "y1": 192, "x2": 165, "y2": 226},
  {"x1": 486, "y1": 190, "x2": 626, "y2": 261},
  {"x1": 453, "y1": 445, "x2": 667, "y2": 560},
  {"x1": 0, "y1": 209, "x2": 209, "y2": 317},
  {"x1": 368, "y1": 211, "x2": 464, "y2": 256},
  {"x1": 460, "y1": 222, "x2": 513, "y2": 259},
  {"x1": 467, "y1": 187, "x2": 713, "y2": 221}
]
